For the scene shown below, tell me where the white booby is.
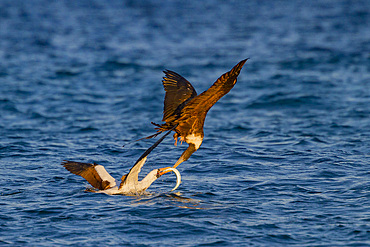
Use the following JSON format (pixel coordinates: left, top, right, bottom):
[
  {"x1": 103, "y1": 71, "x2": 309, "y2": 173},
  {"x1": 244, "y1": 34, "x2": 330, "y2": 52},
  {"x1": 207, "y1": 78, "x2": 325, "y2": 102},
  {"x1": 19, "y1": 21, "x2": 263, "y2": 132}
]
[{"x1": 62, "y1": 129, "x2": 181, "y2": 195}]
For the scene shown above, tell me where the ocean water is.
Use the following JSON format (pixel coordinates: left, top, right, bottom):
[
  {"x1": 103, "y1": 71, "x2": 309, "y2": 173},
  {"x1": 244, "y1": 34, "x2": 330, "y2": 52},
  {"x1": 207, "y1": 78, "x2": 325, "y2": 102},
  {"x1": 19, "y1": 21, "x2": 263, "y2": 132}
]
[{"x1": 0, "y1": 0, "x2": 369, "y2": 246}]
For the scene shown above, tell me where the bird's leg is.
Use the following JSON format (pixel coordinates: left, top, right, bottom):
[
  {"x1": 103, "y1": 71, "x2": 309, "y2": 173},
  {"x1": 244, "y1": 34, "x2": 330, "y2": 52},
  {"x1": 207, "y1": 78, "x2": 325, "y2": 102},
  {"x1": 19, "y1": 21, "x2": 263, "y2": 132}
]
[
  {"x1": 173, "y1": 143, "x2": 197, "y2": 168},
  {"x1": 173, "y1": 132, "x2": 179, "y2": 146}
]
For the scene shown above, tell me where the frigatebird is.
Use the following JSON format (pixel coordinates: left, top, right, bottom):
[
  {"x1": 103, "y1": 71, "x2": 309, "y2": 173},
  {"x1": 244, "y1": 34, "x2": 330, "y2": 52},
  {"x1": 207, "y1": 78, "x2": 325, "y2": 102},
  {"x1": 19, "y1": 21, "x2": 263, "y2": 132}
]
[{"x1": 147, "y1": 59, "x2": 248, "y2": 169}]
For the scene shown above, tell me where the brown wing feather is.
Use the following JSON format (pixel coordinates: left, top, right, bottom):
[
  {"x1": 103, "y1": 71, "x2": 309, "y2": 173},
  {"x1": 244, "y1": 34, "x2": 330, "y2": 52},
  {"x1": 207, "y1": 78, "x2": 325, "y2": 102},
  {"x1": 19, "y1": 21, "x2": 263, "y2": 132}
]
[
  {"x1": 62, "y1": 161, "x2": 108, "y2": 190},
  {"x1": 152, "y1": 59, "x2": 248, "y2": 134},
  {"x1": 162, "y1": 70, "x2": 197, "y2": 122},
  {"x1": 177, "y1": 59, "x2": 248, "y2": 121}
]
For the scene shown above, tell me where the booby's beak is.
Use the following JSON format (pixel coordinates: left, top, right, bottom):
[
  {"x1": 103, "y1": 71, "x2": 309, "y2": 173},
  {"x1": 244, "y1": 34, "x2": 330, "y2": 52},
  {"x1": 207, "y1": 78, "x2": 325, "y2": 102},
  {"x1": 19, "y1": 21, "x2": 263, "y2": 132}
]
[
  {"x1": 157, "y1": 167, "x2": 173, "y2": 176},
  {"x1": 157, "y1": 167, "x2": 182, "y2": 191}
]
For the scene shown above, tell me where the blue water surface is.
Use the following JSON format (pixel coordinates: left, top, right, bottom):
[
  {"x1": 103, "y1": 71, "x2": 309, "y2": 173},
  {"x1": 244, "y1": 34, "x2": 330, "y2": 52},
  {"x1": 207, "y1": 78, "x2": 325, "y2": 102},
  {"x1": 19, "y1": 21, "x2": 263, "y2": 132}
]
[{"x1": 0, "y1": 0, "x2": 369, "y2": 246}]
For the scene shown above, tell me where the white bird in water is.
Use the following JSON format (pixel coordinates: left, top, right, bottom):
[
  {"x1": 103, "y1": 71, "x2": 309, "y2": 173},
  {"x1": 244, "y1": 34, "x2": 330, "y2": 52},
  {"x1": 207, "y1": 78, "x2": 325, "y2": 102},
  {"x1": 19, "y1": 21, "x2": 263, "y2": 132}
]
[{"x1": 62, "y1": 129, "x2": 181, "y2": 195}]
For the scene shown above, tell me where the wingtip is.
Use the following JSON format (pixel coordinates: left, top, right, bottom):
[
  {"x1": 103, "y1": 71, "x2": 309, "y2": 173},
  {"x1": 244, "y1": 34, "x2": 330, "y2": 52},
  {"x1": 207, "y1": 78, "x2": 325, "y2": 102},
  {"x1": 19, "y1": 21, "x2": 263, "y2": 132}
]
[
  {"x1": 239, "y1": 58, "x2": 249, "y2": 65},
  {"x1": 231, "y1": 58, "x2": 249, "y2": 73},
  {"x1": 61, "y1": 160, "x2": 76, "y2": 169},
  {"x1": 163, "y1": 69, "x2": 174, "y2": 76},
  {"x1": 61, "y1": 160, "x2": 69, "y2": 166}
]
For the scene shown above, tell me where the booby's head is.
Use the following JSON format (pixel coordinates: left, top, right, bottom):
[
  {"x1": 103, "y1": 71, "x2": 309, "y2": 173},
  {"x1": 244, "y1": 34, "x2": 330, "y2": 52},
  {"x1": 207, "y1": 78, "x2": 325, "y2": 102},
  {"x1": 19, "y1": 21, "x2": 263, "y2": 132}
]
[{"x1": 135, "y1": 167, "x2": 181, "y2": 193}]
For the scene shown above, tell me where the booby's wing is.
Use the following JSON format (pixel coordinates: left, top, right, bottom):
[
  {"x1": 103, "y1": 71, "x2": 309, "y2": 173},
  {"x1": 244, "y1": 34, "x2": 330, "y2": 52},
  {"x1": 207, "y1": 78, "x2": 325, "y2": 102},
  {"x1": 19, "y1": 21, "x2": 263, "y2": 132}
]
[
  {"x1": 119, "y1": 157, "x2": 146, "y2": 189},
  {"x1": 119, "y1": 125, "x2": 177, "y2": 189},
  {"x1": 62, "y1": 161, "x2": 117, "y2": 190},
  {"x1": 162, "y1": 70, "x2": 197, "y2": 122},
  {"x1": 176, "y1": 59, "x2": 248, "y2": 124}
]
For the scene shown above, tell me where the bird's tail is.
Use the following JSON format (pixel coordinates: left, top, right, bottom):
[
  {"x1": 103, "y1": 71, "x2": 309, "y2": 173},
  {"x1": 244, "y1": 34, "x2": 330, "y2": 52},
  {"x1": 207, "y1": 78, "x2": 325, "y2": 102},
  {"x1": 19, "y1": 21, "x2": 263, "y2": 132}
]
[
  {"x1": 151, "y1": 121, "x2": 176, "y2": 132},
  {"x1": 122, "y1": 131, "x2": 162, "y2": 147},
  {"x1": 122, "y1": 123, "x2": 177, "y2": 147}
]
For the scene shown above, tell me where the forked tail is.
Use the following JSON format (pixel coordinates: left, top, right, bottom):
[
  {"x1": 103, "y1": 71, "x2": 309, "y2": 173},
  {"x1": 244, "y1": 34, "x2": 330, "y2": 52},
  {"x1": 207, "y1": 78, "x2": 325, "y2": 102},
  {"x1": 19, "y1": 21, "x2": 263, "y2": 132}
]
[{"x1": 122, "y1": 123, "x2": 177, "y2": 147}]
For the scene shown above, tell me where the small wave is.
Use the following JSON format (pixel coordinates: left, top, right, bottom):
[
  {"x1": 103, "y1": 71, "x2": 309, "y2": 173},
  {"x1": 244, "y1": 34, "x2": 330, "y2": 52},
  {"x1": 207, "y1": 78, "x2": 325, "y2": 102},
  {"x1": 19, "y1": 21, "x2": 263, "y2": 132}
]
[
  {"x1": 248, "y1": 94, "x2": 322, "y2": 109},
  {"x1": 98, "y1": 60, "x2": 142, "y2": 71},
  {"x1": 78, "y1": 126, "x2": 99, "y2": 132},
  {"x1": 55, "y1": 69, "x2": 82, "y2": 78},
  {"x1": 315, "y1": 170, "x2": 347, "y2": 178},
  {"x1": 0, "y1": 190, "x2": 24, "y2": 197}
]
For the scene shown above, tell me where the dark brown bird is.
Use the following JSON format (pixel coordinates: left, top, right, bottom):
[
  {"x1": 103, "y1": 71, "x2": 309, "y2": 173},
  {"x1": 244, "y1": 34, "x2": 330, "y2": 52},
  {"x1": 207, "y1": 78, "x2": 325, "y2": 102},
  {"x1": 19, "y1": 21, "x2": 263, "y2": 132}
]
[{"x1": 150, "y1": 58, "x2": 248, "y2": 169}]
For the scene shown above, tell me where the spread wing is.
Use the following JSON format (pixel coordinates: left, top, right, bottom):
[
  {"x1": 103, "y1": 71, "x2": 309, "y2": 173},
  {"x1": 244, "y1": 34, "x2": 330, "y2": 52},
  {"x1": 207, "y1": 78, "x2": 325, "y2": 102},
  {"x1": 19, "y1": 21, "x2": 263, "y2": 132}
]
[
  {"x1": 162, "y1": 70, "x2": 197, "y2": 122},
  {"x1": 119, "y1": 157, "x2": 146, "y2": 189},
  {"x1": 177, "y1": 59, "x2": 248, "y2": 122},
  {"x1": 62, "y1": 161, "x2": 117, "y2": 190},
  {"x1": 119, "y1": 125, "x2": 176, "y2": 189}
]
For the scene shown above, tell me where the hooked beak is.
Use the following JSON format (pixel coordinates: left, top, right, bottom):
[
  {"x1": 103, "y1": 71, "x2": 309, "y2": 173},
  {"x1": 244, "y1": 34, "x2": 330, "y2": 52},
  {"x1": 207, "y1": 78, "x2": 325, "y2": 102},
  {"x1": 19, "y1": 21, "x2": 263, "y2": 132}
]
[
  {"x1": 157, "y1": 167, "x2": 173, "y2": 176},
  {"x1": 157, "y1": 167, "x2": 182, "y2": 192}
]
